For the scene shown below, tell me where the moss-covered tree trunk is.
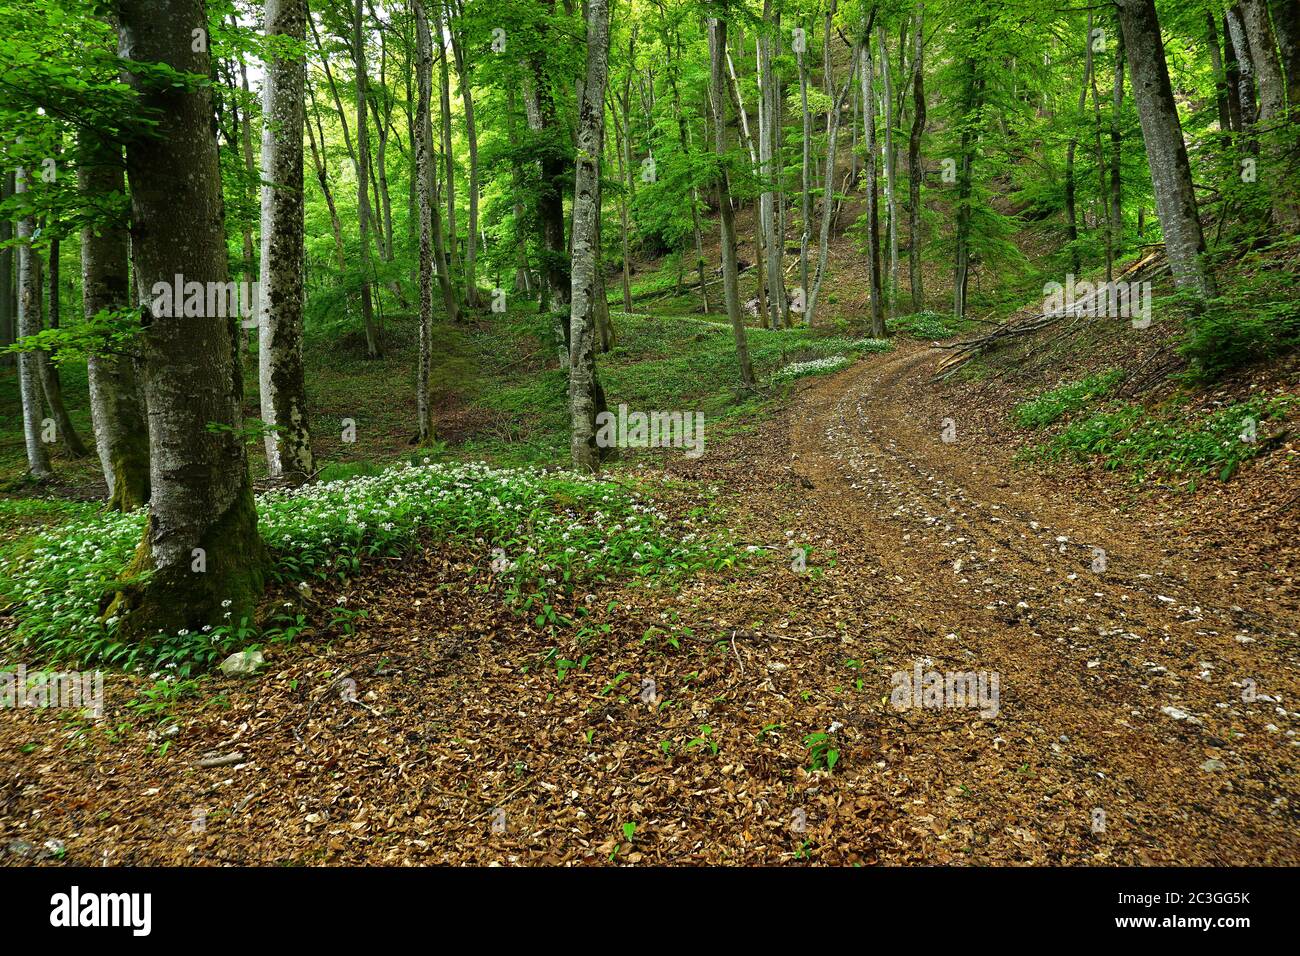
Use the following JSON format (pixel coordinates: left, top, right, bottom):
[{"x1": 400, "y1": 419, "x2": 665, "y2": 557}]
[{"x1": 114, "y1": 0, "x2": 267, "y2": 638}]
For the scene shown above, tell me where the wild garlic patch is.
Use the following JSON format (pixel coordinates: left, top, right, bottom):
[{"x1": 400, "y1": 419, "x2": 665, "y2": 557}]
[{"x1": 0, "y1": 461, "x2": 735, "y2": 672}]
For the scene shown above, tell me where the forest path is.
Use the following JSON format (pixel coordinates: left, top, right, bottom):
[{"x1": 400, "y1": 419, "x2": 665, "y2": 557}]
[{"x1": 777, "y1": 344, "x2": 1300, "y2": 862}]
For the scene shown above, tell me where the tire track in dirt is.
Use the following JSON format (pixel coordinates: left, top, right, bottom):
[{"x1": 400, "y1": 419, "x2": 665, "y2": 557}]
[{"x1": 787, "y1": 345, "x2": 1300, "y2": 863}]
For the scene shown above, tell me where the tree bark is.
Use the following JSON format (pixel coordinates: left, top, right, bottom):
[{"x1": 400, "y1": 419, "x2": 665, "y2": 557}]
[
  {"x1": 15, "y1": 168, "x2": 52, "y2": 479},
  {"x1": 448, "y1": 6, "x2": 480, "y2": 309},
  {"x1": 523, "y1": 44, "x2": 570, "y2": 317},
  {"x1": 36, "y1": 178, "x2": 91, "y2": 460},
  {"x1": 352, "y1": 0, "x2": 381, "y2": 357},
  {"x1": 569, "y1": 0, "x2": 610, "y2": 472},
  {"x1": 259, "y1": 0, "x2": 315, "y2": 483},
  {"x1": 709, "y1": 15, "x2": 755, "y2": 388},
  {"x1": 1224, "y1": 14, "x2": 1247, "y2": 134},
  {"x1": 79, "y1": 142, "x2": 150, "y2": 510},
  {"x1": 806, "y1": 47, "x2": 858, "y2": 327},
  {"x1": 433, "y1": 0, "x2": 460, "y2": 286},
  {"x1": 908, "y1": 2, "x2": 925, "y2": 312},
  {"x1": 1207, "y1": 12, "x2": 1232, "y2": 133},
  {"x1": 1116, "y1": 0, "x2": 1217, "y2": 298},
  {"x1": 1065, "y1": 23, "x2": 1093, "y2": 276},
  {"x1": 235, "y1": 33, "x2": 258, "y2": 289},
  {"x1": 880, "y1": 26, "x2": 899, "y2": 319},
  {"x1": 797, "y1": 24, "x2": 812, "y2": 316},
  {"x1": 414, "y1": 0, "x2": 439, "y2": 443},
  {"x1": 1269, "y1": 0, "x2": 1300, "y2": 105},
  {"x1": 952, "y1": 52, "x2": 983, "y2": 321},
  {"x1": 0, "y1": 173, "x2": 13, "y2": 369},
  {"x1": 860, "y1": 33, "x2": 884, "y2": 337},
  {"x1": 114, "y1": 0, "x2": 267, "y2": 637},
  {"x1": 1240, "y1": 0, "x2": 1299, "y2": 229},
  {"x1": 1226, "y1": 6, "x2": 1259, "y2": 131},
  {"x1": 758, "y1": 0, "x2": 785, "y2": 328},
  {"x1": 1111, "y1": 26, "x2": 1125, "y2": 259}
]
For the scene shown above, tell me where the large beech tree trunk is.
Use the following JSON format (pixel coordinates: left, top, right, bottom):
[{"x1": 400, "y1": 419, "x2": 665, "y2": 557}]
[
  {"x1": 258, "y1": 0, "x2": 315, "y2": 483},
  {"x1": 113, "y1": 0, "x2": 267, "y2": 637},
  {"x1": 1116, "y1": 0, "x2": 1217, "y2": 298}
]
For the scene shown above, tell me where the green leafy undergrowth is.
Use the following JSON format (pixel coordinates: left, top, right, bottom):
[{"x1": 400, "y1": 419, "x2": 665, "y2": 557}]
[
  {"x1": 1023, "y1": 393, "x2": 1295, "y2": 481},
  {"x1": 0, "y1": 461, "x2": 738, "y2": 673},
  {"x1": 1012, "y1": 369, "x2": 1125, "y2": 429}
]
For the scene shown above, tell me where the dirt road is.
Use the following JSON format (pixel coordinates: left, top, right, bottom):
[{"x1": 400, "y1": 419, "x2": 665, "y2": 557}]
[{"x1": 781, "y1": 344, "x2": 1299, "y2": 863}]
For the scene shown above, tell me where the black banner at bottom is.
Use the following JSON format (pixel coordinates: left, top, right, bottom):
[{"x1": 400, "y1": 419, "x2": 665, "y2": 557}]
[{"x1": 0, "y1": 865, "x2": 1286, "y2": 942}]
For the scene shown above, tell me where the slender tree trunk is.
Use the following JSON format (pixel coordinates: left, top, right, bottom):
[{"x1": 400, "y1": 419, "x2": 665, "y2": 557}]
[
  {"x1": 1065, "y1": 22, "x2": 1093, "y2": 276},
  {"x1": 908, "y1": 2, "x2": 925, "y2": 312},
  {"x1": 79, "y1": 141, "x2": 150, "y2": 510},
  {"x1": 0, "y1": 173, "x2": 13, "y2": 369},
  {"x1": 352, "y1": 0, "x2": 381, "y2": 357},
  {"x1": 1207, "y1": 12, "x2": 1232, "y2": 133},
  {"x1": 234, "y1": 28, "x2": 258, "y2": 288},
  {"x1": 1226, "y1": 7, "x2": 1259, "y2": 131},
  {"x1": 806, "y1": 48, "x2": 858, "y2": 327},
  {"x1": 1111, "y1": 27, "x2": 1125, "y2": 257},
  {"x1": 259, "y1": 0, "x2": 315, "y2": 483},
  {"x1": 860, "y1": 34, "x2": 884, "y2": 337},
  {"x1": 37, "y1": 199, "x2": 91, "y2": 458},
  {"x1": 506, "y1": 86, "x2": 534, "y2": 296},
  {"x1": 414, "y1": 0, "x2": 438, "y2": 442},
  {"x1": 1116, "y1": 0, "x2": 1217, "y2": 298},
  {"x1": 1269, "y1": 0, "x2": 1300, "y2": 105},
  {"x1": 569, "y1": 0, "x2": 610, "y2": 472},
  {"x1": 610, "y1": 93, "x2": 634, "y2": 313},
  {"x1": 797, "y1": 24, "x2": 812, "y2": 316},
  {"x1": 1240, "y1": 0, "x2": 1299, "y2": 229},
  {"x1": 449, "y1": 15, "x2": 480, "y2": 309},
  {"x1": 710, "y1": 15, "x2": 755, "y2": 387},
  {"x1": 880, "y1": 26, "x2": 899, "y2": 320},
  {"x1": 15, "y1": 168, "x2": 52, "y2": 479},
  {"x1": 725, "y1": 42, "x2": 766, "y2": 320},
  {"x1": 952, "y1": 53, "x2": 983, "y2": 321},
  {"x1": 759, "y1": 0, "x2": 785, "y2": 328},
  {"x1": 523, "y1": 54, "x2": 569, "y2": 319},
  {"x1": 1241, "y1": 0, "x2": 1286, "y2": 122},
  {"x1": 1089, "y1": 18, "x2": 1113, "y2": 282},
  {"x1": 305, "y1": 83, "x2": 348, "y2": 271},
  {"x1": 433, "y1": 0, "x2": 459, "y2": 285},
  {"x1": 1224, "y1": 14, "x2": 1246, "y2": 134},
  {"x1": 114, "y1": 0, "x2": 267, "y2": 636}
]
